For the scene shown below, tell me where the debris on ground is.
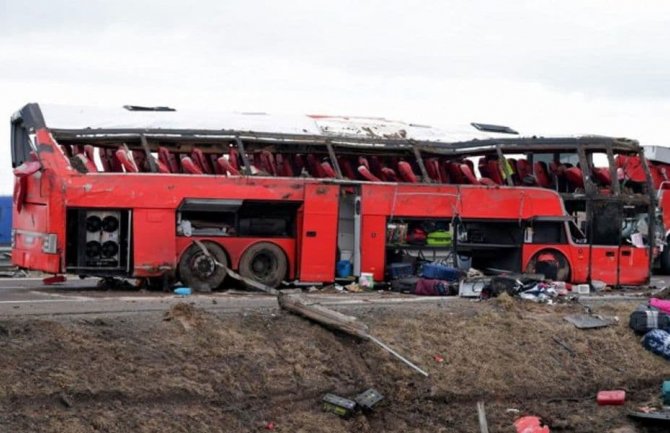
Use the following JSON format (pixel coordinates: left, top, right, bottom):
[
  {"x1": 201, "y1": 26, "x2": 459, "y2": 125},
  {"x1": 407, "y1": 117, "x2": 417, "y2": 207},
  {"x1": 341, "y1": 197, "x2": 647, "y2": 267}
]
[
  {"x1": 597, "y1": 390, "x2": 626, "y2": 405},
  {"x1": 564, "y1": 313, "x2": 617, "y2": 329}
]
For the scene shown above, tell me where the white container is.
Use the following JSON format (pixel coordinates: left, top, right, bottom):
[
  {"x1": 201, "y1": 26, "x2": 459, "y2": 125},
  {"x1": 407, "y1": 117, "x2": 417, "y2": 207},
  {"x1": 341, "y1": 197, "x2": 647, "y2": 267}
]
[
  {"x1": 575, "y1": 284, "x2": 590, "y2": 295},
  {"x1": 359, "y1": 272, "x2": 374, "y2": 289}
]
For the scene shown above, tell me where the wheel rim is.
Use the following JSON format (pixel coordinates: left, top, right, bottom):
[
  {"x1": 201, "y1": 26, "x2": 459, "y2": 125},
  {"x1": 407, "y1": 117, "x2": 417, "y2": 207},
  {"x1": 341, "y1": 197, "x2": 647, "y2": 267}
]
[
  {"x1": 251, "y1": 252, "x2": 276, "y2": 279},
  {"x1": 191, "y1": 253, "x2": 216, "y2": 279}
]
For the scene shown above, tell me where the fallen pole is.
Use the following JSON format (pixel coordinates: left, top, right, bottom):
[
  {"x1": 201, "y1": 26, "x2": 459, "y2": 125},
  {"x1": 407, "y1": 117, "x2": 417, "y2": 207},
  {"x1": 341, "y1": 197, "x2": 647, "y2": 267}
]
[
  {"x1": 477, "y1": 401, "x2": 489, "y2": 433},
  {"x1": 279, "y1": 293, "x2": 429, "y2": 377}
]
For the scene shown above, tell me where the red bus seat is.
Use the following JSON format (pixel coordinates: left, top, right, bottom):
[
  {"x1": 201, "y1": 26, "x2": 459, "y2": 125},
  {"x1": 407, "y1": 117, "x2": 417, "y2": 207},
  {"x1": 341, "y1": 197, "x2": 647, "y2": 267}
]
[
  {"x1": 115, "y1": 148, "x2": 138, "y2": 173},
  {"x1": 615, "y1": 155, "x2": 646, "y2": 183},
  {"x1": 260, "y1": 151, "x2": 276, "y2": 176},
  {"x1": 479, "y1": 177, "x2": 497, "y2": 186},
  {"x1": 156, "y1": 159, "x2": 170, "y2": 173},
  {"x1": 131, "y1": 150, "x2": 147, "y2": 172},
  {"x1": 487, "y1": 160, "x2": 504, "y2": 184},
  {"x1": 228, "y1": 148, "x2": 240, "y2": 171},
  {"x1": 460, "y1": 164, "x2": 479, "y2": 184},
  {"x1": 478, "y1": 157, "x2": 490, "y2": 178},
  {"x1": 424, "y1": 158, "x2": 440, "y2": 182},
  {"x1": 181, "y1": 156, "x2": 203, "y2": 174},
  {"x1": 516, "y1": 159, "x2": 532, "y2": 180},
  {"x1": 592, "y1": 167, "x2": 612, "y2": 186},
  {"x1": 439, "y1": 159, "x2": 450, "y2": 183},
  {"x1": 369, "y1": 156, "x2": 385, "y2": 180},
  {"x1": 158, "y1": 147, "x2": 180, "y2": 173},
  {"x1": 381, "y1": 167, "x2": 398, "y2": 182},
  {"x1": 306, "y1": 154, "x2": 326, "y2": 177},
  {"x1": 321, "y1": 161, "x2": 336, "y2": 178},
  {"x1": 358, "y1": 165, "x2": 381, "y2": 182},
  {"x1": 98, "y1": 147, "x2": 112, "y2": 172},
  {"x1": 216, "y1": 157, "x2": 240, "y2": 176},
  {"x1": 277, "y1": 154, "x2": 294, "y2": 177},
  {"x1": 358, "y1": 156, "x2": 370, "y2": 171},
  {"x1": 192, "y1": 148, "x2": 212, "y2": 174},
  {"x1": 446, "y1": 162, "x2": 465, "y2": 184},
  {"x1": 338, "y1": 157, "x2": 357, "y2": 179},
  {"x1": 397, "y1": 161, "x2": 418, "y2": 183},
  {"x1": 565, "y1": 167, "x2": 584, "y2": 188},
  {"x1": 533, "y1": 161, "x2": 551, "y2": 187},
  {"x1": 74, "y1": 153, "x2": 98, "y2": 173}
]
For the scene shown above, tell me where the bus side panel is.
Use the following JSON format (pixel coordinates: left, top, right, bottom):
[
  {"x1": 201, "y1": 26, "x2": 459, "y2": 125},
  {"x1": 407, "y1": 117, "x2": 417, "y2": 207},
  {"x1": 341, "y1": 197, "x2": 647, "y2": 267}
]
[
  {"x1": 133, "y1": 208, "x2": 176, "y2": 277},
  {"x1": 619, "y1": 246, "x2": 649, "y2": 285},
  {"x1": 590, "y1": 246, "x2": 619, "y2": 286},
  {"x1": 360, "y1": 215, "x2": 386, "y2": 282},
  {"x1": 297, "y1": 184, "x2": 339, "y2": 282}
]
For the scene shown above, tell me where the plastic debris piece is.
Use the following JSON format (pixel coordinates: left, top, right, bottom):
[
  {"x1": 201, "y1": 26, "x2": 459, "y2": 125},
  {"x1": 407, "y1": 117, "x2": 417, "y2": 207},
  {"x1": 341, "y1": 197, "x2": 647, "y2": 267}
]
[
  {"x1": 174, "y1": 287, "x2": 192, "y2": 296},
  {"x1": 514, "y1": 416, "x2": 550, "y2": 433}
]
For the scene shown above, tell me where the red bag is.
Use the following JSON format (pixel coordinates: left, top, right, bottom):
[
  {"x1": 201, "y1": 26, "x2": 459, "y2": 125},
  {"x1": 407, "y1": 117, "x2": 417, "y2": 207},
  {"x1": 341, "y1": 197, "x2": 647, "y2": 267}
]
[
  {"x1": 406, "y1": 227, "x2": 427, "y2": 245},
  {"x1": 414, "y1": 278, "x2": 451, "y2": 296}
]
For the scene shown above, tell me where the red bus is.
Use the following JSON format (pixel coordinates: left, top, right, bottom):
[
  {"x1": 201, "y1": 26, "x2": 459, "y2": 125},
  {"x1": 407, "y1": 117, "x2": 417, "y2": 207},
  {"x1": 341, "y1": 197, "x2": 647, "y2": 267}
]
[{"x1": 10, "y1": 104, "x2": 657, "y2": 289}]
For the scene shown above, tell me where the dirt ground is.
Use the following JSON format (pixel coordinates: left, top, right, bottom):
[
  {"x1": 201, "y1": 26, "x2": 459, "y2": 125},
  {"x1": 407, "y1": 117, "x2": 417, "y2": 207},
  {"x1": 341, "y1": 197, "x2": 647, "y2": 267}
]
[{"x1": 1, "y1": 296, "x2": 670, "y2": 433}]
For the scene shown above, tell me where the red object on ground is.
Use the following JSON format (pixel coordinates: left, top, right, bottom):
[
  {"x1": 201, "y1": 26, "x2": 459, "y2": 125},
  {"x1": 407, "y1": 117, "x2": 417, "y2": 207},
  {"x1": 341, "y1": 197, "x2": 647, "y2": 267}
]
[
  {"x1": 433, "y1": 354, "x2": 444, "y2": 363},
  {"x1": 265, "y1": 421, "x2": 275, "y2": 430},
  {"x1": 43, "y1": 275, "x2": 66, "y2": 285},
  {"x1": 514, "y1": 416, "x2": 550, "y2": 433},
  {"x1": 596, "y1": 390, "x2": 626, "y2": 406},
  {"x1": 650, "y1": 298, "x2": 670, "y2": 314}
]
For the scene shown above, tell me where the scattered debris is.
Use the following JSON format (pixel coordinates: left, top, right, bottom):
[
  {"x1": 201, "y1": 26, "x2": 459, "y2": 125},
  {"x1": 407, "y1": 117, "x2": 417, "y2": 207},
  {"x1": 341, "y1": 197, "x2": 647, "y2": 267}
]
[
  {"x1": 564, "y1": 314, "x2": 616, "y2": 330},
  {"x1": 354, "y1": 388, "x2": 384, "y2": 411},
  {"x1": 42, "y1": 275, "x2": 66, "y2": 285},
  {"x1": 173, "y1": 287, "x2": 191, "y2": 296},
  {"x1": 628, "y1": 408, "x2": 670, "y2": 423},
  {"x1": 322, "y1": 393, "x2": 357, "y2": 418},
  {"x1": 433, "y1": 354, "x2": 445, "y2": 363},
  {"x1": 596, "y1": 390, "x2": 626, "y2": 405},
  {"x1": 514, "y1": 415, "x2": 550, "y2": 433},
  {"x1": 477, "y1": 401, "x2": 490, "y2": 433}
]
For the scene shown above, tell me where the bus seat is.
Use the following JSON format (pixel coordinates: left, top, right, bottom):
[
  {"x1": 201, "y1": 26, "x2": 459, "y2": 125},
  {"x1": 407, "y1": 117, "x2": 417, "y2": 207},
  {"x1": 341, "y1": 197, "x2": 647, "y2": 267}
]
[
  {"x1": 156, "y1": 159, "x2": 170, "y2": 173},
  {"x1": 478, "y1": 157, "x2": 490, "y2": 178},
  {"x1": 321, "y1": 160, "x2": 336, "y2": 178},
  {"x1": 61, "y1": 144, "x2": 73, "y2": 158},
  {"x1": 181, "y1": 156, "x2": 203, "y2": 174},
  {"x1": 516, "y1": 159, "x2": 532, "y2": 180},
  {"x1": 534, "y1": 161, "x2": 551, "y2": 187},
  {"x1": 306, "y1": 154, "x2": 326, "y2": 177},
  {"x1": 98, "y1": 147, "x2": 112, "y2": 172},
  {"x1": 565, "y1": 167, "x2": 584, "y2": 188},
  {"x1": 338, "y1": 157, "x2": 357, "y2": 179},
  {"x1": 592, "y1": 167, "x2": 612, "y2": 186},
  {"x1": 358, "y1": 156, "x2": 370, "y2": 171},
  {"x1": 381, "y1": 167, "x2": 398, "y2": 182},
  {"x1": 464, "y1": 159, "x2": 475, "y2": 174},
  {"x1": 228, "y1": 148, "x2": 240, "y2": 171},
  {"x1": 158, "y1": 147, "x2": 180, "y2": 173},
  {"x1": 263, "y1": 151, "x2": 278, "y2": 176},
  {"x1": 84, "y1": 145, "x2": 96, "y2": 164},
  {"x1": 369, "y1": 156, "x2": 385, "y2": 180},
  {"x1": 487, "y1": 160, "x2": 504, "y2": 184},
  {"x1": 115, "y1": 148, "x2": 139, "y2": 173},
  {"x1": 616, "y1": 154, "x2": 646, "y2": 183},
  {"x1": 460, "y1": 163, "x2": 479, "y2": 184},
  {"x1": 357, "y1": 165, "x2": 381, "y2": 182},
  {"x1": 132, "y1": 150, "x2": 148, "y2": 172},
  {"x1": 479, "y1": 177, "x2": 497, "y2": 186},
  {"x1": 192, "y1": 149, "x2": 212, "y2": 174},
  {"x1": 216, "y1": 156, "x2": 240, "y2": 176},
  {"x1": 398, "y1": 161, "x2": 418, "y2": 183},
  {"x1": 293, "y1": 154, "x2": 305, "y2": 176},
  {"x1": 277, "y1": 154, "x2": 294, "y2": 177},
  {"x1": 74, "y1": 153, "x2": 98, "y2": 173},
  {"x1": 425, "y1": 158, "x2": 441, "y2": 182},
  {"x1": 446, "y1": 162, "x2": 465, "y2": 184},
  {"x1": 439, "y1": 159, "x2": 450, "y2": 183}
]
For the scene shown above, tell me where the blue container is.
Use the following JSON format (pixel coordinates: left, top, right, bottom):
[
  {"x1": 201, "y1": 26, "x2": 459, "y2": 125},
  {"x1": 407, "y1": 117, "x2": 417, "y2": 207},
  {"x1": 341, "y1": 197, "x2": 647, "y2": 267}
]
[
  {"x1": 0, "y1": 196, "x2": 12, "y2": 246},
  {"x1": 174, "y1": 287, "x2": 192, "y2": 296},
  {"x1": 336, "y1": 260, "x2": 352, "y2": 278},
  {"x1": 421, "y1": 262, "x2": 461, "y2": 281}
]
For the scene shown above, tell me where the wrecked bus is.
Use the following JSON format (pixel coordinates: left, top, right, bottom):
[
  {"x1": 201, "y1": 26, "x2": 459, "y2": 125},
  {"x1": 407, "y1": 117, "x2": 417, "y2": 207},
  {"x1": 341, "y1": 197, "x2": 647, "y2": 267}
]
[{"x1": 9, "y1": 103, "x2": 657, "y2": 289}]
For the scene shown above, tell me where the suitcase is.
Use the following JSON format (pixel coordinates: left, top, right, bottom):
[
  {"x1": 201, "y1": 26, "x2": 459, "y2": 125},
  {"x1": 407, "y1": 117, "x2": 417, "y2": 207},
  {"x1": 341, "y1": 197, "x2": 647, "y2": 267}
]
[
  {"x1": 629, "y1": 305, "x2": 670, "y2": 334},
  {"x1": 386, "y1": 262, "x2": 414, "y2": 280},
  {"x1": 390, "y1": 277, "x2": 419, "y2": 293},
  {"x1": 643, "y1": 329, "x2": 670, "y2": 361},
  {"x1": 421, "y1": 262, "x2": 461, "y2": 281},
  {"x1": 426, "y1": 230, "x2": 452, "y2": 247}
]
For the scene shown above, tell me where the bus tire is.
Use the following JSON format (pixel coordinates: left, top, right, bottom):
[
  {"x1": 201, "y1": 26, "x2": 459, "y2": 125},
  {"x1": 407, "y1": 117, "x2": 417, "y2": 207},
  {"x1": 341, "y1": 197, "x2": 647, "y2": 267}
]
[
  {"x1": 525, "y1": 249, "x2": 571, "y2": 282},
  {"x1": 238, "y1": 242, "x2": 287, "y2": 289},
  {"x1": 178, "y1": 241, "x2": 228, "y2": 292},
  {"x1": 661, "y1": 239, "x2": 670, "y2": 275}
]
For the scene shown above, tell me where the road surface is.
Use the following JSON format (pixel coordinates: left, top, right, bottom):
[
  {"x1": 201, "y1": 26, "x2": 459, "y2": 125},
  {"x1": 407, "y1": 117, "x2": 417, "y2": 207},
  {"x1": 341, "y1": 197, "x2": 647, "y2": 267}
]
[{"x1": 0, "y1": 275, "x2": 664, "y2": 317}]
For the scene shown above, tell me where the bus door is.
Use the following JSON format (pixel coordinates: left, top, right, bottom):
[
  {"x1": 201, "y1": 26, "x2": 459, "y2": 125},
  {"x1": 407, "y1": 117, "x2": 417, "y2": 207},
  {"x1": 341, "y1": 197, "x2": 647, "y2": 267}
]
[
  {"x1": 618, "y1": 205, "x2": 651, "y2": 285},
  {"x1": 297, "y1": 184, "x2": 340, "y2": 282},
  {"x1": 588, "y1": 202, "x2": 621, "y2": 285}
]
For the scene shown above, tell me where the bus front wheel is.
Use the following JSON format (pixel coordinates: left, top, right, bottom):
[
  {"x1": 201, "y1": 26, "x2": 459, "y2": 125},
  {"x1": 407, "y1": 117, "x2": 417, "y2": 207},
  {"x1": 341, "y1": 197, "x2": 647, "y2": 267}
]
[
  {"x1": 178, "y1": 241, "x2": 228, "y2": 292},
  {"x1": 238, "y1": 242, "x2": 287, "y2": 289}
]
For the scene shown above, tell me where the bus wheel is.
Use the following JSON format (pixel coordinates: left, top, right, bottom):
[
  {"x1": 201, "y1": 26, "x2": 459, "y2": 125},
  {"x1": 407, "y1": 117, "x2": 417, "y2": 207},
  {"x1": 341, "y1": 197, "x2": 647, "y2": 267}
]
[
  {"x1": 238, "y1": 242, "x2": 287, "y2": 289},
  {"x1": 526, "y1": 249, "x2": 571, "y2": 282},
  {"x1": 178, "y1": 241, "x2": 228, "y2": 292}
]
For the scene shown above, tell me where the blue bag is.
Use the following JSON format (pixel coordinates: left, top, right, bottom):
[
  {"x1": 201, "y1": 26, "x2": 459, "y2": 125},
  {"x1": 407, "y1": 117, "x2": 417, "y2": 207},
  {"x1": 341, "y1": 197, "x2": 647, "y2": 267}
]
[
  {"x1": 642, "y1": 329, "x2": 670, "y2": 361},
  {"x1": 420, "y1": 262, "x2": 461, "y2": 281}
]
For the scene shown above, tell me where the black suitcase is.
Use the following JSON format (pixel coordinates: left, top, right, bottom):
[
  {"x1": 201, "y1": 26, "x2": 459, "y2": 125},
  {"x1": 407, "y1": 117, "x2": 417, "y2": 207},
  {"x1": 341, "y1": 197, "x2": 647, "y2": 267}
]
[
  {"x1": 629, "y1": 305, "x2": 670, "y2": 334},
  {"x1": 390, "y1": 277, "x2": 419, "y2": 293}
]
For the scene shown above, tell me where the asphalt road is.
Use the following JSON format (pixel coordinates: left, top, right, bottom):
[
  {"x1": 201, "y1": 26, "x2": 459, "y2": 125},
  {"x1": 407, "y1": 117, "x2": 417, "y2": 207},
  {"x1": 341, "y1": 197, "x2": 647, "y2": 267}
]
[{"x1": 0, "y1": 275, "x2": 665, "y2": 318}]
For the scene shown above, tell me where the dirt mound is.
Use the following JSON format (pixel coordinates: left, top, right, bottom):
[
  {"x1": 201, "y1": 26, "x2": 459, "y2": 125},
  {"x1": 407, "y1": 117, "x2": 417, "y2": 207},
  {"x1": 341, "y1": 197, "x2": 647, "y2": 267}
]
[{"x1": 0, "y1": 299, "x2": 668, "y2": 432}]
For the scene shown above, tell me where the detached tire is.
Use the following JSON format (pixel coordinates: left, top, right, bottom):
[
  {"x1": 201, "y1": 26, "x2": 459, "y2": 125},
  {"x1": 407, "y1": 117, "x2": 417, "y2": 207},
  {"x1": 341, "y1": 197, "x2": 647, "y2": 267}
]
[
  {"x1": 238, "y1": 242, "x2": 287, "y2": 289},
  {"x1": 178, "y1": 241, "x2": 228, "y2": 292}
]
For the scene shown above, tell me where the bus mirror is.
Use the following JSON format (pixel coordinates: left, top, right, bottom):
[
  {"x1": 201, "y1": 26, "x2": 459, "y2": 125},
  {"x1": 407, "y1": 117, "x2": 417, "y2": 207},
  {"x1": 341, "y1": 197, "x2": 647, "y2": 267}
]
[{"x1": 13, "y1": 160, "x2": 41, "y2": 178}]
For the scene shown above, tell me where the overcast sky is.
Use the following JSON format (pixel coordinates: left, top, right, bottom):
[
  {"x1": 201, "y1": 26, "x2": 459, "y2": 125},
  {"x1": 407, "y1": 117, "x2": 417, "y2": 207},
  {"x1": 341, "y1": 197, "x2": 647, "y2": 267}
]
[{"x1": 1, "y1": 0, "x2": 669, "y2": 194}]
